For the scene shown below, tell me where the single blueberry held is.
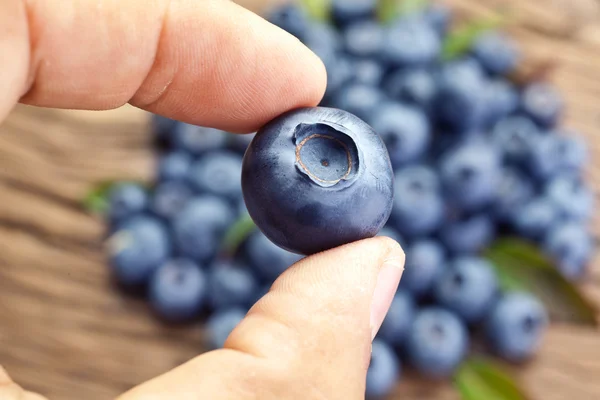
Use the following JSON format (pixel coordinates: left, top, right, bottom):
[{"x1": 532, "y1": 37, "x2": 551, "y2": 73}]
[
  {"x1": 521, "y1": 82, "x2": 563, "y2": 128},
  {"x1": 370, "y1": 102, "x2": 431, "y2": 167},
  {"x1": 433, "y1": 257, "x2": 499, "y2": 323},
  {"x1": 266, "y1": 3, "x2": 308, "y2": 40},
  {"x1": 331, "y1": 84, "x2": 385, "y2": 123},
  {"x1": 107, "y1": 215, "x2": 171, "y2": 286},
  {"x1": 343, "y1": 21, "x2": 384, "y2": 58},
  {"x1": 493, "y1": 167, "x2": 535, "y2": 222},
  {"x1": 331, "y1": 0, "x2": 377, "y2": 27},
  {"x1": 485, "y1": 292, "x2": 548, "y2": 363},
  {"x1": 149, "y1": 258, "x2": 207, "y2": 322},
  {"x1": 205, "y1": 307, "x2": 247, "y2": 349},
  {"x1": 377, "y1": 290, "x2": 416, "y2": 348},
  {"x1": 381, "y1": 19, "x2": 441, "y2": 67},
  {"x1": 366, "y1": 340, "x2": 401, "y2": 399},
  {"x1": 491, "y1": 116, "x2": 540, "y2": 166},
  {"x1": 471, "y1": 32, "x2": 520, "y2": 76},
  {"x1": 544, "y1": 222, "x2": 594, "y2": 280},
  {"x1": 439, "y1": 213, "x2": 496, "y2": 255},
  {"x1": 172, "y1": 196, "x2": 235, "y2": 263},
  {"x1": 245, "y1": 232, "x2": 303, "y2": 281},
  {"x1": 511, "y1": 197, "x2": 560, "y2": 240},
  {"x1": 400, "y1": 239, "x2": 445, "y2": 298},
  {"x1": 173, "y1": 123, "x2": 228, "y2": 155},
  {"x1": 384, "y1": 68, "x2": 437, "y2": 112},
  {"x1": 207, "y1": 260, "x2": 259, "y2": 310},
  {"x1": 158, "y1": 152, "x2": 192, "y2": 182},
  {"x1": 150, "y1": 181, "x2": 194, "y2": 220},
  {"x1": 546, "y1": 175, "x2": 594, "y2": 222},
  {"x1": 107, "y1": 182, "x2": 148, "y2": 224},
  {"x1": 189, "y1": 151, "x2": 243, "y2": 201},
  {"x1": 406, "y1": 307, "x2": 469, "y2": 378},
  {"x1": 242, "y1": 107, "x2": 394, "y2": 255}
]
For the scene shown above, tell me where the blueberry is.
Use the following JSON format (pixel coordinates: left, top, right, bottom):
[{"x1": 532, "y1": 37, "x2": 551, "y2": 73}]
[
  {"x1": 302, "y1": 22, "x2": 342, "y2": 61},
  {"x1": 158, "y1": 152, "x2": 192, "y2": 182},
  {"x1": 471, "y1": 32, "x2": 520, "y2": 75},
  {"x1": 207, "y1": 260, "x2": 259, "y2": 310},
  {"x1": 366, "y1": 340, "x2": 401, "y2": 399},
  {"x1": 521, "y1": 82, "x2": 563, "y2": 128},
  {"x1": 440, "y1": 140, "x2": 501, "y2": 211},
  {"x1": 331, "y1": 0, "x2": 377, "y2": 27},
  {"x1": 546, "y1": 175, "x2": 594, "y2": 222},
  {"x1": 331, "y1": 84, "x2": 385, "y2": 123},
  {"x1": 172, "y1": 196, "x2": 235, "y2": 263},
  {"x1": 151, "y1": 181, "x2": 194, "y2": 220},
  {"x1": 434, "y1": 257, "x2": 498, "y2": 323},
  {"x1": 512, "y1": 197, "x2": 560, "y2": 240},
  {"x1": 400, "y1": 240, "x2": 445, "y2": 298},
  {"x1": 189, "y1": 151, "x2": 242, "y2": 201},
  {"x1": 173, "y1": 123, "x2": 228, "y2": 155},
  {"x1": 382, "y1": 19, "x2": 441, "y2": 67},
  {"x1": 485, "y1": 292, "x2": 548, "y2": 363},
  {"x1": 245, "y1": 232, "x2": 303, "y2": 281},
  {"x1": 548, "y1": 131, "x2": 588, "y2": 174},
  {"x1": 107, "y1": 182, "x2": 148, "y2": 224},
  {"x1": 227, "y1": 132, "x2": 256, "y2": 155},
  {"x1": 422, "y1": 3, "x2": 451, "y2": 36},
  {"x1": 152, "y1": 114, "x2": 178, "y2": 143},
  {"x1": 529, "y1": 134, "x2": 588, "y2": 180},
  {"x1": 343, "y1": 21, "x2": 384, "y2": 58},
  {"x1": 406, "y1": 307, "x2": 469, "y2": 378},
  {"x1": 352, "y1": 59, "x2": 385, "y2": 87},
  {"x1": 544, "y1": 222, "x2": 594, "y2": 280},
  {"x1": 266, "y1": 3, "x2": 308, "y2": 39},
  {"x1": 493, "y1": 167, "x2": 535, "y2": 222},
  {"x1": 322, "y1": 57, "x2": 356, "y2": 103},
  {"x1": 440, "y1": 213, "x2": 496, "y2": 254},
  {"x1": 149, "y1": 258, "x2": 207, "y2": 322},
  {"x1": 242, "y1": 107, "x2": 394, "y2": 255},
  {"x1": 377, "y1": 226, "x2": 405, "y2": 248},
  {"x1": 107, "y1": 216, "x2": 171, "y2": 286},
  {"x1": 384, "y1": 68, "x2": 437, "y2": 112},
  {"x1": 205, "y1": 307, "x2": 247, "y2": 349},
  {"x1": 371, "y1": 102, "x2": 430, "y2": 167},
  {"x1": 378, "y1": 290, "x2": 416, "y2": 348},
  {"x1": 391, "y1": 165, "x2": 445, "y2": 237},
  {"x1": 481, "y1": 80, "x2": 519, "y2": 126},
  {"x1": 491, "y1": 116, "x2": 540, "y2": 166}
]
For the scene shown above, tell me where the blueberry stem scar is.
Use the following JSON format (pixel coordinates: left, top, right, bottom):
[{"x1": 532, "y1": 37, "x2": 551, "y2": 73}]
[{"x1": 295, "y1": 133, "x2": 353, "y2": 185}]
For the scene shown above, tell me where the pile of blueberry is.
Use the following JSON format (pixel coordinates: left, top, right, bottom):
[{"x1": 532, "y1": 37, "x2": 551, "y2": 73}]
[{"x1": 102, "y1": 0, "x2": 595, "y2": 398}]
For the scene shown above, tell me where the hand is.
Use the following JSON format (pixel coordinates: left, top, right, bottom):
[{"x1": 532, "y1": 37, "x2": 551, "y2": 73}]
[{"x1": 0, "y1": 1, "x2": 405, "y2": 399}]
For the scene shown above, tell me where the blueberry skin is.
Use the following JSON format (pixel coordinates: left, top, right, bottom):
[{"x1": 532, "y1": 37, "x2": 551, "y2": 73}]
[
  {"x1": 391, "y1": 165, "x2": 445, "y2": 238},
  {"x1": 158, "y1": 152, "x2": 192, "y2": 182},
  {"x1": 481, "y1": 81, "x2": 519, "y2": 127},
  {"x1": 544, "y1": 222, "x2": 594, "y2": 280},
  {"x1": 434, "y1": 257, "x2": 499, "y2": 323},
  {"x1": 189, "y1": 151, "x2": 243, "y2": 201},
  {"x1": 400, "y1": 240, "x2": 445, "y2": 298},
  {"x1": 352, "y1": 59, "x2": 385, "y2": 87},
  {"x1": 512, "y1": 197, "x2": 560, "y2": 240},
  {"x1": 172, "y1": 196, "x2": 235, "y2": 263},
  {"x1": 107, "y1": 182, "x2": 148, "y2": 224},
  {"x1": 207, "y1": 260, "x2": 259, "y2": 310},
  {"x1": 149, "y1": 259, "x2": 207, "y2": 322},
  {"x1": 266, "y1": 3, "x2": 308, "y2": 40},
  {"x1": 371, "y1": 102, "x2": 431, "y2": 167},
  {"x1": 485, "y1": 292, "x2": 548, "y2": 363},
  {"x1": 521, "y1": 82, "x2": 563, "y2": 128},
  {"x1": 242, "y1": 107, "x2": 394, "y2": 256},
  {"x1": 107, "y1": 216, "x2": 171, "y2": 286},
  {"x1": 381, "y1": 19, "x2": 441, "y2": 67},
  {"x1": 377, "y1": 290, "x2": 416, "y2": 348},
  {"x1": 331, "y1": 0, "x2": 377, "y2": 27},
  {"x1": 493, "y1": 167, "x2": 535, "y2": 222},
  {"x1": 366, "y1": 340, "x2": 401, "y2": 399},
  {"x1": 150, "y1": 181, "x2": 194, "y2": 220},
  {"x1": 322, "y1": 57, "x2": 356, "y2": 104},
  {"x1": 406, "y1": 307, "x2": 469, "y2": 378},
  {"x1": 529, "y1": 134, "x2": 589, "y2": 180},
  {"x1": 546, "y1": 175, "x2": 594, "y2": 222},
  {"x1": 343, "y1": 21, "x2": 384, "y2": 58},
  {"x1": 491, "y1": 116, "x2": 540, "y2": 167},
  {"x1": 245, "y1": 232, "x2": 303, "y2": 281},
  {"x1": 331, "y1": 84, "x2": 385, "y2": 123},
  {"x1": 173, "y1": 123, "x2": 228, "y2": 155},
  {"x1": 471, "y1": 32, "x2": 520, "y2": 75},
  {"x1": 384, "y1": 68, "x2": 437, "y2": 112},
  {"x1": 205, "y1": 307, "x2": 247, "y2": 349},
  {"x1": 302, "y1": 22, "x2": 342, "y2": 62},
  {"x1": 440, "y1": 140, "x2": 501, "y2": 211},
  {"x1": 440, "y1": 213, "x2": 496, "y2": 255}
]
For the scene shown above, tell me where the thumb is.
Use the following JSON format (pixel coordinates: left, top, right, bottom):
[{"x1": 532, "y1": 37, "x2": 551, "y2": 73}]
[{"x1": 119, "y1": 236, "x2": 404, "y2": 400}]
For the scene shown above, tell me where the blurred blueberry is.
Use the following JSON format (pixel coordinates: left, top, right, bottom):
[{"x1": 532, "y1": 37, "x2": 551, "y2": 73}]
[
  {"x1": 485, "y1": 292, "x2": 548, "y2": 363},
  {"x1": 529, "y1": 134, "x2": 588, "y2": 180},
  {"x1": 382, "y1": 19, "x2": 441, "y2": 67},
  {"x1": 493, "y1": 167, "x2": 535, "y2": 222},
  {"x1": 377, "y1": 226, "x2": 405, "y2": 248},
  {"x1": 172, "y1": 196, "x2": 235, "y2": 263},
  {"x1": 521, "y1": 82, "x2": 563, "y2": 128},
  {"x1": 149, "y1": 259, "x2": 207, "y2": 322},
  {"x1": 548, "y1": 131, "x2": 588, "y2": 173},
  {"x1": 391, "y1": 165, "x2": 445, "y2": 237},
  {"x1": 434, "y1": 257, "x2": 498, "y2": 323},
  {"x1": 422, "y1": 3, "x2": 451, "y2": 36},
  {"x1": 151, "y1": 181, "x2": 194, "y2": 220},
  {"x1": 440, "y1": 140, "x2": 501, "y2": 211},
  {"x1": 331, "y1": 83, "x2": 385, "y2": 123},
  {"x1": 322, "y1": 56, "x2": 356, "y2": 104},
  {"x1": 371, "y1": 102, "x2": 430, "y2": 167},
  {"x1": 378, "y1": 290, "x2": 416, "y2": 348},
  {"x1": 173, "y1": 124, "x2": 228, "y2": 155},
  {"x1": 107, "y1": 182, "x2": 148, "y2": 224},
  {"x1": 366, "y1": 340, "x2": 401, "y2": 399},
  {"x1": 303, "y1": 22, "x2": 342, "y2": 61},
  {"x1": 353, "y1": 59, "x2": 385, "y2": 87},
  {"x1": 331, "y1": 0, "x2": 377, "y2": 27},
  {"x1": 471, "y1": 32, "x2": 520, "y2": 75},
  {"x1": 400, "y1": 240, "x2": 445, "y2": 298},
  {"x1": 246, "y1": 232, "x2": 303, "y2": 281},
  {"x1": 343, "y1": 21, "x2": 384, "y2": 58},
  {"x1": 189, "y1": 151, "x2": 243, "y2": 201},
  {"x1": 512, "y1": 197, "x2": 560, "y2": 240},
  {"x1": 384, "y1": 68, "x2": 437, "y2": 112},
  {"x1": 250, "y1": 283, "x2": 272, "y2": 305},
  {"x1": 482, "y1": 80, "x2": 519, "y2": 126},
  {"x1": 406, "y1": 307, "x2": 469, "y2": 378},
  {"x1": 227, "y1": 132, "x2": 256, "y2": 155},
  {"x1": 440, "y1": 213, "x2": 496, "y2": 254},
  {"x1": 107, "y1": 216, "x2": 171, "y2": 286},
  {"x1": 546, "y1": 175, "x2": 594, "y2": 222},
  {"x1": 266, "y1": 3, "x2": 308, "y2": 39},
  {"x1": 491, "y1": 116, "x2": 540, "y2": 166},
  {"x1": 152, "y1": 114, "x2": 178, "y2": 143},
  {"x1": 158, "y1": 152, "x2": 192, "y2": 182},
  {"x1": 207, "y1": 260, "x2": 259, "y2": 310},
  {"x1": 205, "y1": 307, "x2": 247, "y2": 349},
  {"x1": 544, "y1": 222, "x2": 594, "y2": 280}
]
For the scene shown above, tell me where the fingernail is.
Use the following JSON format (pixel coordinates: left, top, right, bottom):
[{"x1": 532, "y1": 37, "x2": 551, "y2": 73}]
[{"x1": 369, "y1": 248, "x2": 404, "y2": 341}]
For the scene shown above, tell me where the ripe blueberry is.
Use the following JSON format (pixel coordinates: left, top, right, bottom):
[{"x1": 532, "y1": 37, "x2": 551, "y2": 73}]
[
  {"x1": 384, "y1": 68, "x2": 437, "y2": 112},
  {"x1": 544, "y1": 222, "x2": 594, "y2": 280},
  {"x1": 266, "y1": 3, "x2": 308, "y2": 40},
  {"x1": 207, "y1": 260, "x2": 259, "y2": 310},
  {"x1": 245, "y1": 232, "x2": 303, "y2": 281},
  {"x1": 158, "y1": 152, "x2": 192, "y2": 182},
  {"x1": 521, "y1": 82, "x2": 563, "y2": 128},
  {"x1": 173, "y1": 123, "x2": 228, "y2": 155},
  {"x1": 331, "y1": 0, "x2": 377, "y2": 27},
  {"x1": 205, "y1": 307, "x2": 247, "y2": 349},
  {"x1": 150, "y1": 181, "x2": 194, "y2": 220},
  {"x1": 331, "y1": 84, "x2": 385, "y2": 123},
  {"x1": 546, "y1": 175, "x2": 594, "y2": 222},
  {"x1": 400, "y1": 239, "x2": 445, "y2": 298},
  {"x1": 439, "y1": 213, "x2": 496, "y2": 254},
  {"x1": 107, "y1": 182, "x2": 148, "y2": 224},
  {"x1": 189, "y1": 151, "x2": 243, "y2": 201},
  {"x1": 343, "y1": 20, "x2": 384, "y2": 58},
  {"x1": 381, "y1": 19, "x2": 441, "y2": 67},
  {"x1": 471, "y1": 32, "x2": 520, "y2": 75},
  {"x1": 377, "y1": 290, "x2": 416, "y2": 348},
  {"x1": 366, "y1": 339, "x2": 401, "y2": 399},
  {"x1": 512, "y1": 197, "x2": 560, "y2": 240}
]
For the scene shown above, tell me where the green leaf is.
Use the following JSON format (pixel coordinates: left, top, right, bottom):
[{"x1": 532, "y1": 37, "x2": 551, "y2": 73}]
[
  {"x1": 300, "y1": 0, "x2": 331, "y2": 22},
  {"x1": 220, "y1": 212, "x2": 257, "y2": 256},
  {"x1": 82, "y1": 180, "x2": 147, "y2": 215},
  {"x1": 441, "y1": 13, "x2": 507, "y2": 60},
  {"x1": 378, "y1": 0, "x2": 430, "y2": 24},
  {"x1": 485, "y1": 238, "x2": 598, "y2": 327},
  {"x1": 454, "y1": 356, "x2": 531, "y2": 400}
]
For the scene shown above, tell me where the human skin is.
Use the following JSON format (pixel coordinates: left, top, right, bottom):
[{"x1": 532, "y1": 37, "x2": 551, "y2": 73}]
[{"x1": 0, "y1": 1, "x2": 404, "y2": 399}]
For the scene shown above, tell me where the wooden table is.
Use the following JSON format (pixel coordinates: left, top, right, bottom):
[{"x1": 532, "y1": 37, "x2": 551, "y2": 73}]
[{"x1": 1, "y1": 0, "x2": 600, "y2": 399}]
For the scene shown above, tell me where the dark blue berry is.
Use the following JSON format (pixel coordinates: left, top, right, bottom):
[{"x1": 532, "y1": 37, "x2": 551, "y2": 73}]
[
  {"x1": 512, "y1": 197, "x2": 560, "y2": 240},
  {"x1": 242, "y1": 107, "x2": 394, "y2": 255},
  {"x1": 322, "y1": 57, "x2": 356, "y2": 103},
  {"x1": 151, "y1": 181, "x2": 194, "y2": 220},
  {"x1": 378, "y1": 290, "x2": 415, "y2": 348},
  {"x1": 546, "y1": 175, "x2": 594, "y2": 222},
  {"x1": 331, "y1": 84, "x2": 385, "y2": 123},
  {"x1": 366, "y1": 340, "x2": 401, "y2": 399},
  {"x1": 303, "y1": 22, "x2": 342, "y2": 62},
  {"x1": 108, "y1": 182, "x2": 148, "y2": 224},
  {"x1": 267, "y1": 3, "x2": 308, "y2": 39},
  {"x1": 245, "y1": 232, "x2": 303, "y2": 281},
  {"x1": 158, "y1": 152, "x2": 192, "y2": 182},
  {"x1": 384, "y1": 68, "x2": 437, "y2": 112},
  {"x1": 422, "y1": 3, "x2": 451, "y2": 36},
  {"x1": 343, "y1": 21, "x2": 384, "y2": 58},
  {"x1": 544, "y1": 222, "x2": 594, "y2": 280},
  {"x1": 207, "y1": 260, "x2": 259, "y2": 310},
  {"x1": 377, "y1": 226, "x2": 405, "y2": 248},
  {"x1": 331, "y1": 0, "x2": 377, "y2": 27},
  {"x1": 440, "y1": 213, "x2": 496, "y2": 254},
  {"x1": 471, "y1": 32, "x2": 520, "y2": 75},
  {"x1": 205, "y1": 307, "x2": 247, "y2": 349},
  {"x1": 481, "y1": 80, "x2": 519, "y2": 127},
  {"x1": 521, "y1": 82, "x2": 563, "y2": 128},
  {"x1": 353, "y1": 59, "x2": 385, "y2": 87},
  {"x1": 189, "y1": 151, "x2": 243, "y2": 201},
  {"x1": 152, "y1": 114, "x2": 178, "y2": 143},
  {"x1": 493, "y1": 167, "x2": 535, "y2": 222},
  {"x1": 529, "y1": 134, "x2": 588, "y2": 180},
  {"x1": 382, "y1": 19, "x2": 441, "y2": 67},
  {"x1": 400, "y1": 240, "x2": 445, "y2": 298},
  {"x1": 491, "y1": 116, "x2": 540, "y2": 166},
  {"x1": 173, "y1": 123, "x2": 228, "y2": 155}
]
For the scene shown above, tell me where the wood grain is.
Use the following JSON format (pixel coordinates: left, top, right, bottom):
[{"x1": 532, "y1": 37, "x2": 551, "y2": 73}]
[{"x1": 1, "y1": 1, "x2": 600, "y2": 399}]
